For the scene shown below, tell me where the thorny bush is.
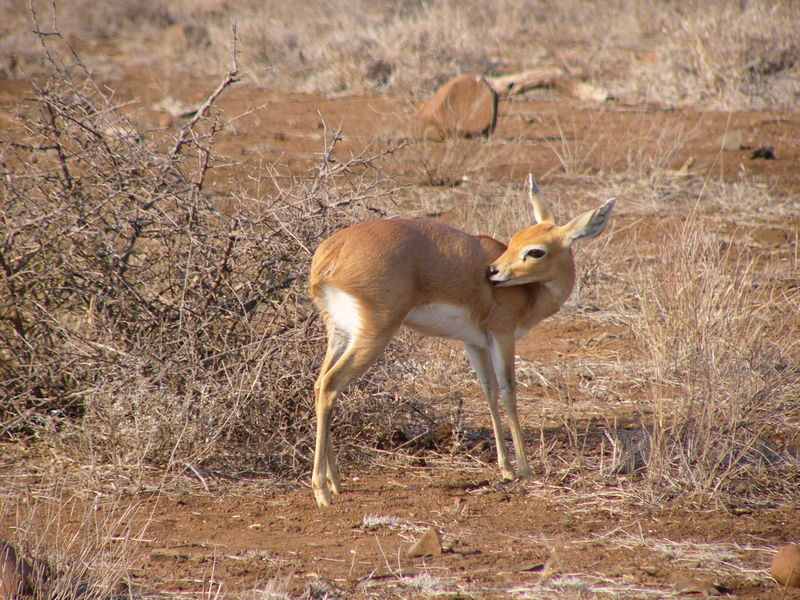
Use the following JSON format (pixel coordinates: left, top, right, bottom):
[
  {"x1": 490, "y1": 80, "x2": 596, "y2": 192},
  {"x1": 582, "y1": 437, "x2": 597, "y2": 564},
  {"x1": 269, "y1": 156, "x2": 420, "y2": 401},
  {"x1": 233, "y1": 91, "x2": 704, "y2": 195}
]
[{"x1": 0, "y1": 38, "x2": 414, "y2": 478}]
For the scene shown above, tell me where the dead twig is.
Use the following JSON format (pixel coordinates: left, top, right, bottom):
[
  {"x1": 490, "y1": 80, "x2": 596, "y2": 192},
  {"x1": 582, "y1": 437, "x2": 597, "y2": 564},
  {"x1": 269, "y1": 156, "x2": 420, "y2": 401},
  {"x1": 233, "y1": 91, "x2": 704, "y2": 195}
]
[{"x1": 170, "y1": 23, "x2": 240, "y2": 157}]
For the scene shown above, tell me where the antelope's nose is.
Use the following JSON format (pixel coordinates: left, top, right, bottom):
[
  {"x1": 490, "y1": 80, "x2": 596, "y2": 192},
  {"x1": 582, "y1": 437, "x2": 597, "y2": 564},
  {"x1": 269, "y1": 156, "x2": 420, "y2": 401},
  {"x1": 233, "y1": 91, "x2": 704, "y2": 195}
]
[{"x1": 487, "y1": 265, "x2": 500, "y2": 281}]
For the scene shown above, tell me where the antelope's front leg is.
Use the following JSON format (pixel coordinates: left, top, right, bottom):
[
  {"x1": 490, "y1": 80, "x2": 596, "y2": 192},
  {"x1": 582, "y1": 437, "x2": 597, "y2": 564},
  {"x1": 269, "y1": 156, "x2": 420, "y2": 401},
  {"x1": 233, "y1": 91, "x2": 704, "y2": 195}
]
[
  {"x1": 488, "y1": 333, "x2": 531, "y2": 478},
  {"x1": 465, "y1": 342, "x2": 515, "y2": 480}
]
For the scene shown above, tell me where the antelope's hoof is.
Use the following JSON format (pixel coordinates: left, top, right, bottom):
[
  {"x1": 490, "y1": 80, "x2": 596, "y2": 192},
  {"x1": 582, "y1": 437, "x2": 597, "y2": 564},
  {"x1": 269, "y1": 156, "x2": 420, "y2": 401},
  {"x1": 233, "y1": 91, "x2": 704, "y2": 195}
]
[
  {"x1": 313, "y1": 487, "x2": 333, "y2": 507},
  {"x1": 500, "y1": 469, "x2": 517, "y2": 481}
]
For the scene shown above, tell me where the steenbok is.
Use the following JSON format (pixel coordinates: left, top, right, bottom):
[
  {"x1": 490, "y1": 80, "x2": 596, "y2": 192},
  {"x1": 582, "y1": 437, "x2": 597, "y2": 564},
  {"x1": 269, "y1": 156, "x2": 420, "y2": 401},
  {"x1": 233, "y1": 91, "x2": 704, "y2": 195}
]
[{"x1": 309, "y1": 175, "x2": 615, "y2": 506}]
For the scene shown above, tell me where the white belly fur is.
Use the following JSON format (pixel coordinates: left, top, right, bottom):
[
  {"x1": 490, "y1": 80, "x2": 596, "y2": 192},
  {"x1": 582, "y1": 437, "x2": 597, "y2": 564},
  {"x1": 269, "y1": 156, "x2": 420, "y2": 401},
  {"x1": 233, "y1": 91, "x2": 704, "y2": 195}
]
[{"x1": 404, "y1": 303, "x2": 487, "y2": 347}]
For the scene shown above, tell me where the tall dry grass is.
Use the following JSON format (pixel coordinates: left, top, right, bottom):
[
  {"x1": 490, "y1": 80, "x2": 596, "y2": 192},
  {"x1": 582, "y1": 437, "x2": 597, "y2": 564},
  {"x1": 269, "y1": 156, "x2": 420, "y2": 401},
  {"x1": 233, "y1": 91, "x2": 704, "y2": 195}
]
[
  {"x1": 0, "y1": 472, "x2": 145, "y2": 600},
  {"x1": 631, "y1": 218, "x2": 799, "y2": 502},
  {"x1": 2, "y1": 1, "x2": 797, "y2": 109},
  {"x1": 622, "y1": 2, "x2": 800, "y2": 110}
]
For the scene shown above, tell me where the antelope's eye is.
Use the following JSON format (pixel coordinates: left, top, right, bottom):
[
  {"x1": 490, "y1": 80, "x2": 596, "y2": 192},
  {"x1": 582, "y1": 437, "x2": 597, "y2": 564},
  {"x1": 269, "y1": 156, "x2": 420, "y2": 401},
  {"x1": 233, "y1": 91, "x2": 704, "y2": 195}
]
[{"x1": 525, "y1": 248, "x2": 547, "y2": 260}]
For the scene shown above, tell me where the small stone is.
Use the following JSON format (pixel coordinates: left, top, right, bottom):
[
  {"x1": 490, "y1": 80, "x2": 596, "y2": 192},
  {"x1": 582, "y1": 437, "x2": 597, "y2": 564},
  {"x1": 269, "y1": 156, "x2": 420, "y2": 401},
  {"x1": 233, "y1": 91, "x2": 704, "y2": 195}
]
[
  {"x1": 406, "y1": 528, "x2": 443, "y2": 557},
  {"x1": 751, "y1": 146, "x2": 776, "y2": 160},
  {"x1": 671, "y1": 572, "x2": 725, "y2": 596},
  {"x1": 0, "y1": 541, "x2": 36, "y2": 600},
  {"x1": 719, "y1": 129, "x2": 743, "y2": 151},
  {"x1": 771, "y1": 544, "x2": 800, "y2": 588}
]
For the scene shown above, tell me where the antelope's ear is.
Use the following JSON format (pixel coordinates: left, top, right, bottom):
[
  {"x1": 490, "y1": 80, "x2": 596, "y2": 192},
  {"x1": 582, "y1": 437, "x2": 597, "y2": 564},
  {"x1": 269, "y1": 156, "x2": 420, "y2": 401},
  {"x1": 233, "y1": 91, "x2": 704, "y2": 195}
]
[
  {"x1": 561, "y1": 198, "x2": 616, "y2": 245},
  {"x1": 527, "y1": 173, "x2": 555, "y2": 225}
]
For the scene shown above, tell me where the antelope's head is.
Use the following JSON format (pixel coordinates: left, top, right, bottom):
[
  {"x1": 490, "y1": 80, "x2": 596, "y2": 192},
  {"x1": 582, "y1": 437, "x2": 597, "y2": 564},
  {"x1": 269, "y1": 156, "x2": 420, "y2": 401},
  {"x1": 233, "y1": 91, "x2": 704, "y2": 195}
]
[{"x1": 488, "y1": 175, "x2": 615, "y2": 287}]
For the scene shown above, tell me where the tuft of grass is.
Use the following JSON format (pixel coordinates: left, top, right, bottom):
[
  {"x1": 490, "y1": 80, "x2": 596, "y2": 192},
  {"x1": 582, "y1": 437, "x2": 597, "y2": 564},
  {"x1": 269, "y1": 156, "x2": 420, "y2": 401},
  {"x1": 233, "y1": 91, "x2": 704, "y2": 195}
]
[
  {"x1": 250, "y1": 569, "x2": 295, "y2": 600},
  {"x1": 1, "y1": 476, "x2": 147, "y2": 600},
  {"x1": 546, "y1": 112, "x2": 606, "y2": 178},
  {"x1": 399, "y1": 572, "x2": 451, "y2": 594},
  {"x1": 631, "y1": 216, "x2": 800, "y2": 502},
  {"x1": 360, "y1": 514, "x2": 426, "y2": 533}
]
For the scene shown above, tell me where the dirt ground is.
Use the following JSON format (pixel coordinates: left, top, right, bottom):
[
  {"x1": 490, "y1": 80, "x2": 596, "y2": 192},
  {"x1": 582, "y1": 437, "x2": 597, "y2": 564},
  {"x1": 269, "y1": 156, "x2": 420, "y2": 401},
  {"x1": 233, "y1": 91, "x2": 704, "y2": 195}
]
[{"x1": 2, "y1": 62, "x2": 800, "y2": 599}]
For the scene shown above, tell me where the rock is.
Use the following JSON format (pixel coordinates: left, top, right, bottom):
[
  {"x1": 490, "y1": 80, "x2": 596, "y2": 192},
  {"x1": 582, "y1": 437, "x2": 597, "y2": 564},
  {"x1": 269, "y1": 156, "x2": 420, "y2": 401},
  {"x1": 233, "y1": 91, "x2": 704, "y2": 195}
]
[
  {"x1": 751, "y1": 146, "x2": 776, "y2": 160},
  {"x1": 0, "y1": 541, "x2": 35, "y2": 600},
  {"x1": 406, "y1": 528, "x2": 443, "y2": 557},
  {"x1": 771, "y1": 544, "x2": 800, "y2": 588},
  {"x1": 671, "y1": 573, "x2": 730, "y2": 598},
  {"x1": 719, "y1": 129, "x2": 743, "y2": 151},
  {"x1": 750, "y1": 226, "x2": 789, "y2": 246},
  {"x1": 413, "y1": 74, "x2": 497, "y2": 140},
  {"x1": 670, "y1": 572, "x2": 727, "y2": 597}
]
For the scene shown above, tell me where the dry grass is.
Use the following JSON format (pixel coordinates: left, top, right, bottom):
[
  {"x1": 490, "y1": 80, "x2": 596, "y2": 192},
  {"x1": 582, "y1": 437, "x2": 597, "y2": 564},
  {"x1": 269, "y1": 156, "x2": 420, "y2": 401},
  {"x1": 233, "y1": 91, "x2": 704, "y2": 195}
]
[
  {"x1": 2, "y1": 1, "x2": 797, "y2": 109},
  {"x1": 621, "y1": 2, "x2": 800, "y2": 110},
  {"x1": 0, "y1": 473, "x2": 146, "y2": 600},
  {"x1": 630, "y1": 217, "x2": 800, "y2": 502}
]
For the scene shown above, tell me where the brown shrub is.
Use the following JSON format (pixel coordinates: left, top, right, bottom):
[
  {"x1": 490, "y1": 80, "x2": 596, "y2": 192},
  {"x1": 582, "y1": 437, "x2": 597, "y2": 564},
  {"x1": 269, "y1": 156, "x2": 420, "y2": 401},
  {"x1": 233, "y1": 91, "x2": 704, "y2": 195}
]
[{"x1": 0, "y1": 33, "x2": 417, "y2": 479}]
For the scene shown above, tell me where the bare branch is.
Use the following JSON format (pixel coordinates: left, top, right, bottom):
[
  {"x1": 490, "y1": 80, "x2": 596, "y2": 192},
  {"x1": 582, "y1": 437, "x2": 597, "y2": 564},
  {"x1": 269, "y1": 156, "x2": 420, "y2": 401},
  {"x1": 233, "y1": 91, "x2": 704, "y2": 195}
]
[{"x1": 170, "y1": 24, "x2": 240, "y2": 157}]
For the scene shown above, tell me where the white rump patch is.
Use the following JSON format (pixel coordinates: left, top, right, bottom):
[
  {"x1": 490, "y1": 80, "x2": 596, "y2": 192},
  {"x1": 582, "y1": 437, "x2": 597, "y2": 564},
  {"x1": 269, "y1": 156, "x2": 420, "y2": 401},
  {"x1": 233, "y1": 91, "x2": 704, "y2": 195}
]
[
  {"x1": 319, "y1": 285, "x2": 361, "y2": 341},
  {"x1": 404, "y1": 303, "x2": 486, "y2": 347}
]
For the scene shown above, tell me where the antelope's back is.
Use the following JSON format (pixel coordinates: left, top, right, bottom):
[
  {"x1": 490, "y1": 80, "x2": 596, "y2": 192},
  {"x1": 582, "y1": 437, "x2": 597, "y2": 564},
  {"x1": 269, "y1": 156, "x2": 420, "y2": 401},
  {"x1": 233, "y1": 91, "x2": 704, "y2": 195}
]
[{"x1": 310, "y1": 218, "x2": 499, "y2": 311}]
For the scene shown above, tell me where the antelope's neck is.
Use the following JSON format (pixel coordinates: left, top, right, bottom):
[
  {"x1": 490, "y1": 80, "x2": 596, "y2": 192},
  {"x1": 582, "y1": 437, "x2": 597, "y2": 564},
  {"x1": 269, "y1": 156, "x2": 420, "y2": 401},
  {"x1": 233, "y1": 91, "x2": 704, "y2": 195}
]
[{"x1": 524, "y1": 264, "x2": 577, "y2": 331}]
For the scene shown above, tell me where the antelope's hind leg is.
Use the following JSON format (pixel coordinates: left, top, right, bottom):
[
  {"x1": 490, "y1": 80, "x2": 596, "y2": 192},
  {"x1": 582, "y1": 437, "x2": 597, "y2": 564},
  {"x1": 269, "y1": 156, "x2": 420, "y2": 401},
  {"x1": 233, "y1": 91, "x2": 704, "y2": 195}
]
[
  {"x1": 312, "y1": 326, "x2": 348, "y2": 507},
  {"x1": 312, "y1": 312, "x2": 397, "y2": 507},
  {"x1": 325, "y1": 435, "x2": 341, "y2": 495}
]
